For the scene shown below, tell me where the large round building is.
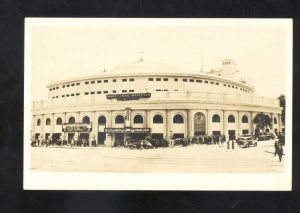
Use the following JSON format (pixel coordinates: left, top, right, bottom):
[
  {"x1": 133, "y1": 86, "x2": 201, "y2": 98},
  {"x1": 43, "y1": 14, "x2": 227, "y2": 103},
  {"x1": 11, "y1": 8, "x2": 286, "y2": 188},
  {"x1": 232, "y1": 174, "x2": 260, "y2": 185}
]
[{"x1": 31, "y1": 58, "x2": 283, "y2": 146}]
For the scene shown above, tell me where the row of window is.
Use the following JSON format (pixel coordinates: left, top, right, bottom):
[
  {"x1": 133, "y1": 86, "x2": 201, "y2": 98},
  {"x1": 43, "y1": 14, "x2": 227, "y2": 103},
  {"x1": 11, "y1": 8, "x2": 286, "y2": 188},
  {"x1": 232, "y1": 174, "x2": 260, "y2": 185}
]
[
  {"x1": 49, "y1": 78, "x2": 136, "y2": 91},
  {"x1": 37, "y1": 113, "x2": 278, "y2": 126},
  {"x1": 52, "y1": 90, "x2": 136, "y2": 98}
]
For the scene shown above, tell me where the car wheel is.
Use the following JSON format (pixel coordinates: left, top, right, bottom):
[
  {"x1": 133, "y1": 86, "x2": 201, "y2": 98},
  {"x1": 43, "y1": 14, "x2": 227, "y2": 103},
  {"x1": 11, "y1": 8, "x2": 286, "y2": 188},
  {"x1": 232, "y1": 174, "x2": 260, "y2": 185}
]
[
  {"x1": 254, "y1": 143, "x2": 257, "y2": 146},
  {"x1": 129, "y1": 146, "x2": 134, "y2": 149},
  {"x1": 144, "y1": 146, "x2": 149, "y2": 149}
]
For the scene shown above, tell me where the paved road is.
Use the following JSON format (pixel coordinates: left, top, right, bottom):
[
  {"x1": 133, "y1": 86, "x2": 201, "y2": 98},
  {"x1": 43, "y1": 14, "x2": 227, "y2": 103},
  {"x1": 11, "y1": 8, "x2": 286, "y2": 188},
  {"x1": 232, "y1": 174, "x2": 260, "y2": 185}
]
[{"x1": 31, "y1": 140, "x2": 284, "y2": 173}]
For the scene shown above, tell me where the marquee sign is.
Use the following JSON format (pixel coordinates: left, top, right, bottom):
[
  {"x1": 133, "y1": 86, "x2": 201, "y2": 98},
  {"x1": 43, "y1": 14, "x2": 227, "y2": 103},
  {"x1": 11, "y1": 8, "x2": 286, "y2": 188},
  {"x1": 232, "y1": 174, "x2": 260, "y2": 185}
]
[
  {"x1": 104, "y1": 128, "x2": 151, "y2": 134},
  {"x1": 62, "y1": 123, "x2": 92, "y2": 132},
  {"x1": 106, "y1": 93, "x2": 151, "y2": 101}
]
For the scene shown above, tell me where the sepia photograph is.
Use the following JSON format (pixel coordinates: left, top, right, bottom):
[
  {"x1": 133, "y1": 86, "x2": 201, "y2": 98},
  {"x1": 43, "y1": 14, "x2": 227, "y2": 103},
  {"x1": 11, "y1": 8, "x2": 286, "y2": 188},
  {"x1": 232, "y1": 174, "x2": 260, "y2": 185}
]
[{"x1": 24, "y1": 18, "x2": 292, "y2": 190}]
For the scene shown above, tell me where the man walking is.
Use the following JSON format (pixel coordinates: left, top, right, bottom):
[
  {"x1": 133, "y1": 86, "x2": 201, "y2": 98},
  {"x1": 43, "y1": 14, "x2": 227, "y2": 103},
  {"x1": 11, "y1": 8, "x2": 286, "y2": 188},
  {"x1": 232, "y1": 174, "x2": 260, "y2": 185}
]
[
  {"x1": 278, "y1": 145, "x2": 284, "y2": 162},
  {"x1": 274, "y1": 141, "x2": 279, "y2": 156}
]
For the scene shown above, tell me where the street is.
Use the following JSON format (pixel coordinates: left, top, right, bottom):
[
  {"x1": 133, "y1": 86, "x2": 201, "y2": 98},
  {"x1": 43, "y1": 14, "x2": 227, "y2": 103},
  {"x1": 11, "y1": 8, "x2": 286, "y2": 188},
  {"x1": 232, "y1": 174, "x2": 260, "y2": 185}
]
[{"x1": 31, "y1": 140, "x2": 284, "y2": 173}]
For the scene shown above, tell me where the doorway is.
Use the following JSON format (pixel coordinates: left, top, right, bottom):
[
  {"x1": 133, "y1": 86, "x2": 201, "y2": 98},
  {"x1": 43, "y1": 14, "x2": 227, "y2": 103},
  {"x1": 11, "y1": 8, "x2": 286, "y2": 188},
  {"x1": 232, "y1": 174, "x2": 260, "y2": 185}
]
[
  {"x1": 68, "y1": 133, "x2": 75, "y2": 142},
  {"x1": 173, "y1": 133, "x2": 184, "y2": 139},
  {"x1": 98, "y1": 132, "x2": 106, "y2": 145}
]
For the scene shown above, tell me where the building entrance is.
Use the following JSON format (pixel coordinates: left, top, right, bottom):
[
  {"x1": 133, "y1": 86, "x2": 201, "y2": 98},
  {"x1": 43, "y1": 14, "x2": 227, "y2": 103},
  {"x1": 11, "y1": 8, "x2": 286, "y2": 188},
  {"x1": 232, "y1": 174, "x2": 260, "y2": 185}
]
[
  {"x1": 173, "y1": 133, "x2": 184, "y2": 139},
  {"x1": 35, "y1": 133, "x2": 40, "y2": 139},
  {"x1": 52, "y1": 133, "x2": 61, "y2": 143},
  {"x1": 130, "y1": 133, "x2": 147, "y2": 140},
  {"x1": 115, "y1": 133, "x2": 124, "y2": 142},
  {"x1": 151, "y1": 133, "x2": 163, "y2": 140},
  {"x1": 98, "y1": 132, "x2": 106, "y2": 145},
  {"x1": 79, "y1": 133, "x2": 89, "y2": 140},
  {"x1": 242, "y1": 129, "x2": 249, "y2": 135},
  {"x1": 194, "y1": 112, "x2": 206, "y2": 136},
  {"x1": 228, "y1": 130, "x2": 236, "y2": 140},
  {"x1": 68, "y1": 133, "x2": 75, "y2": 142},
  {"x1": 45, "y1": 133, "x2": 50, "y2": 140}
]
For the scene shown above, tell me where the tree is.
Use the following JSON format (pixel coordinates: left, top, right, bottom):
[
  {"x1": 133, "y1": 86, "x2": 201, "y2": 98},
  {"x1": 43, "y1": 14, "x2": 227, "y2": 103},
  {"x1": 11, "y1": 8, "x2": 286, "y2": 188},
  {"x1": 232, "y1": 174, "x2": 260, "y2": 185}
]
[{"x1": 253, "y1": 113, "x2": 273, "y2": 133}]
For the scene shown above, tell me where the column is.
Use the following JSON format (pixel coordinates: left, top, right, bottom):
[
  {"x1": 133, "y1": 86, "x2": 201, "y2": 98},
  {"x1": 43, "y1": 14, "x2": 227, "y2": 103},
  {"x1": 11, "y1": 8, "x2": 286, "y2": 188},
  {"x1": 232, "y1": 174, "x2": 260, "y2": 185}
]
[
  {"x1": 166, "y1": 109, "x2": 171, "y2": 138},
  {"x1": 278, "y1": 113, "x2": 282, "y2": 133},
  {"x1": 31, "y1": 115, "x2": 35, "y2": 139},
  {"x1": 75, "y1": 112, "x2": 80, "y2": 140},
  {"x1": 50, "y1": 113, "x2": 54, "y2": 139},
  {"x1": 205, "y1": 109, "x2": 208, "y2": 135},
  {"x1": 187, "y1": 109, "x2": 192, "y2": 137},
  {"x1": 270, "y1": 113, "x2": 274, "y2": 133},
  {"x1": 146, "y1": 110, "x2": 151, "y2": 128},
  {"x1": 92, "y1": 111, "x2": 97, "y2": 146},
  {"x1": 40, "y1": 114, "x2": 44, "y2": 140},
  {"x1": 63, "y1": 112, "x2": 67, "y2": 140},
  {"x1": 223, "y1": 110, "x2": 226, "y2": 137},
  {"x1": 237, "y1": 111, "x2": 241, "y2": 136}
]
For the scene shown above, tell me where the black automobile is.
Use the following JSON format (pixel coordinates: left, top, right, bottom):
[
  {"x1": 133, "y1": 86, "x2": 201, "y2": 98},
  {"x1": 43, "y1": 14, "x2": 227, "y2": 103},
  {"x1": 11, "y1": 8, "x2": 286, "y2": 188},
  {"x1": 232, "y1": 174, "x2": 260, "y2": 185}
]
[
  {"x1": 237, "y1": 136, "x2": 258, "y2": 148},
  {"x1": 128, "y1": 140, "x2": 154, "y2": 149}
]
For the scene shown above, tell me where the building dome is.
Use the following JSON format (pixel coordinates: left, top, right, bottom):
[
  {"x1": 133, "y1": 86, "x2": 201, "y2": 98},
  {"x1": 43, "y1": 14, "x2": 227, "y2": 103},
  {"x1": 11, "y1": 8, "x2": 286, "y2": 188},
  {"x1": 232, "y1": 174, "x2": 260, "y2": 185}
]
[{"x1": 108, "y1": 60, "x2": 182, "y2": 75}]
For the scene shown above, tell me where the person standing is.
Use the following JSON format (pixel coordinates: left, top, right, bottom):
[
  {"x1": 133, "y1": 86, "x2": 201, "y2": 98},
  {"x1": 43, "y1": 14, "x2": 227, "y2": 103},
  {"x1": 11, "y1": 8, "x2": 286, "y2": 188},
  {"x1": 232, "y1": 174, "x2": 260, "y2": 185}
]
[
  {"x1": 231, "y1": 140, "x2": 235, "y2": 150},
  {"x1": 227, "y1": 140, "x2": 230, "y2": 152},
  {"x1": 274, "y1": 141, "x2": 279, "y2": 156},
  {"x1": 278, "y1": 145, "x2": 284, "y2": 162}
]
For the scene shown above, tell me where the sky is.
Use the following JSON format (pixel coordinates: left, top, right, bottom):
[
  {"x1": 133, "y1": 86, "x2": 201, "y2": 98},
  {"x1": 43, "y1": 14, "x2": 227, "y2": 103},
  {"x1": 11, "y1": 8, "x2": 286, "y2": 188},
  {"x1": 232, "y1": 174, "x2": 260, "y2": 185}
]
[{"x1": 30, "y1": 19, "x2": 289, "y2": 101}]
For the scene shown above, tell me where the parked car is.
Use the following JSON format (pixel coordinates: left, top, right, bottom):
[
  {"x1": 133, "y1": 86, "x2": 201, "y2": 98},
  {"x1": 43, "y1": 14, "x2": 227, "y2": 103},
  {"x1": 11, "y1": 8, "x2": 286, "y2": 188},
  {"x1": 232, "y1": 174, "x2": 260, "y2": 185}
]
[
  {"x1": 128, "y1": 140, "x2": 153, "y2": 149},
  {"x1": 237, "y1": 136, "x2": 257, "y2": 148},
  {"x1": 257, "y1": 133, "x2": 276, "y2": 141}
]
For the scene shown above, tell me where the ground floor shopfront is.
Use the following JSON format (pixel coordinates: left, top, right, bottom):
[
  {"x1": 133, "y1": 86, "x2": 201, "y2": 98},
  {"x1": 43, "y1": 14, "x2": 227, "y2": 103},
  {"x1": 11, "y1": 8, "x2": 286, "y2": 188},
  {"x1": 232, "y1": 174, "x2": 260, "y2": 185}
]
[{"x1": 31, "y1": 107, "x2": 283, "y2": 147}]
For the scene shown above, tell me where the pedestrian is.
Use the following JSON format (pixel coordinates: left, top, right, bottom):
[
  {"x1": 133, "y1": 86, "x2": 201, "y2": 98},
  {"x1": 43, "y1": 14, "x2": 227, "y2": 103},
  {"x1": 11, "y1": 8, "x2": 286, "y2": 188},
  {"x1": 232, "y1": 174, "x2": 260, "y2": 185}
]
[
  {"x1": 274, "y1": 141, "x2": 279, "y2": 156},
  {"x1": 139, "y1": 140, "x2": 143, "y2": 151},
  {"x1": 231, "y1": 140, "x2": 235, "y2": 150},
  {"x1": 71, "y1": 139, "x2": 74, "y2": 148},
  {"x1": 278, "y1": 145, "x2": 284, "y2": 162},
  {"x1": 227, "y1": 140, "x2": 230, "y2": 152}
]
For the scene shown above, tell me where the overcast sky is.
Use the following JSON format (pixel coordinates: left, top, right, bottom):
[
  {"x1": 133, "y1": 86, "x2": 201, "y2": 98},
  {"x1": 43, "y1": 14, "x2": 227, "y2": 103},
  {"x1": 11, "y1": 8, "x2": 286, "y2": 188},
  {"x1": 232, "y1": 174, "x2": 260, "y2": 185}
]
[{"x1": 30, "y1": 19, "x2": 289, "y2": 101}]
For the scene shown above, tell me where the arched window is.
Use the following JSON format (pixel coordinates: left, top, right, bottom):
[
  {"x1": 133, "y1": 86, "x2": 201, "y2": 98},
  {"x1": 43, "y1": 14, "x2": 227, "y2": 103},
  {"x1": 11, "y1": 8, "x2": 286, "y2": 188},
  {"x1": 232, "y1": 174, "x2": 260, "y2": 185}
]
[
  {"x1": 242, "y1": 115, "x2": 248, "y2": 123},
  {"x1": 212, "y1": 114, "x2": 220, "y2": 122},
  {"x1": 37, "y1": 119, "x2": 41, "y2": 126},
  {"x1": 98, "y1": 116, "x2": 106, "y2": 125},
  {"x1": 82, "y1": 116, "x2": 90, "y2": 124},
  {"x1": 153, "y1": 114, "x2": 163, "y2": 123},
  {"x1": 173, "y1": 114, "x2": 184, "y2": 123},
  {"x1": 274, "y1": 117, "x2": 277, "y2": 124},
  {"x1": 69, "y1": 117, "x2": 75, "y2": 124},
  {"x1": 56, "y1": 117, "x2": 62, "y2": 125},
  {"x1": 46, "y1": 118, "x2": 51, "y2": 125},
  {"x1": 228, "y1": 115, "x2": 235, "y2": 123},
  {"x1": 133, "y1": 115, "x2": 143, "y2": 124},
  {"x1": 115, "y1": 115, "x2": 124, "y2": 124}
]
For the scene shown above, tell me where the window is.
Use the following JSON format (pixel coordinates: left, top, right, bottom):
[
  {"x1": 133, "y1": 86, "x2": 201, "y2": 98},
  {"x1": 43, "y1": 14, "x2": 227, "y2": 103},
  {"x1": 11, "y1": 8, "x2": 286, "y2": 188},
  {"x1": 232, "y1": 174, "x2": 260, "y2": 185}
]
[
  {"x1": 156, "y1": 89, "x2": 161, "y2": 91},
  {"x1": 196, "y1": 80, "x2": 202, "y2": 83},
  {"x1": 163, "y1": 78, "x2": 168, "y2": 81},
  {"x1": 82, "y1": 116, "x2": 90, "y2": 124},
  {"x1": 153, "y1": 114, "x2": 163, "y2": 123},
  {"x1": 274, "y1": 118, "x2": 277, "y2": 124},
  {"x1": 228, "y1": 85, "x2": 231, "y2": 87},
  {"x1": 183, "y1": 79, "x2": 187, "y2": 82},
  {"x1": 129, "y1": 90, "x2": 134, "y2": 92},
  {"x1": 71, "y1": 94, "x2": 74, "y2": 96},
  {"x1": 52, "y1": 97, "x2": 55, "y2": 99},
  {"x1": 91, "y1": 92, "x2": 95, "y2": 95},
  {"x1": 115, "y1": 115, "x2": 124, "y2": 124},
  {"x1": 103, "y1": 91, "x2": 108, "y2": 94},
  {"x1": 133, "y1": 115, "x2": 143, "y2": 124},
  {"x1": 97, "y1": 80, "x2": 102, "y2": 83},
  {"x1": 67, "y1": 84, "x2": 70, "y2": 87},
  {"x1": 63, "y1": 85, "x2": 66, "y2": 88},
  {"x1": 112, "y1": 90, "x2": 116, "y2": 93},
  {"x1": 97, "y1": 91, "x2": 101, "y2": 94},
  {"x1": 212, "y1": 114, "x2": 220, "y2": 122},
  {"x1": 156, "y1": 78, "x2": 161, "y2": 81},
  {"x1": 76, "y1": 83, "x2": 80, "y2": 86},
  {"x1": 210, "y1": 82, "x2": 214, "y2": 84},
  {"x1": 50, "y1": 88, "x2": 52, "y2": 91},
  {"x1": 91, "y1": 81, "x2": 95, "y2": 84},
  {"x1": 216, "y1": 82, "x2": 219, "y2": 85},
  {"x1": 76, "y1": 93, "x2": 80, "y2": 96},
  {"x1": 46, "y1": 118, "x2": 51, "y2": 125},
  {"x1": 85, "y1": 82, "x2": 89, "y2": 85},
  {"x1": 71, "y1": 83, "x2": 75, "y2": 86},
  {"x1": 113, "y1": 79, "x2": 116, "y2": 82},
  {"x1": 69, "y1": 117, "x2": 75, "y2": 124},
  {"x1": 173, "y1": 114, "x2": 184, "y2": 123},
  {"x1": 104, "y1": 80, "x2": 108, "y2": 83},
  {"x1": 56, "y1": 117, "x2": 62, "y2": 125},
  {"x1": 85, "y1": 92, "x2": 89, "y2": 95},
  {"x1": 53, "y1": 88, "x2": 55, "y2": 90},
  {"x1": 66, "y1": 94, "x2": 69, "y2": 97},
  {"x1": 122, "y1": 79, "x2": 127, "y2": 82},
  {"x1": 224, "y1": 84, "x2": 226, "y2": 86},
  {"x1": 37, "y1": 119, "x2": 41, "y2": 126},
  {"x1": 174, "y1": 78, "x2": 178, "y2": 81},
  {"x1": 228, "y1": 115, "x2": 235, "y2": 123},
  {"x1": 56, "y1": 96, "x2": 58, "y2": 98},
  {"x1": 232, "y1": 85, "x2": 234, "y2": 88},
  {"x1": 189, "y1": 79, "x2": 194, "y2": 82},
  {"x1": 148, "y1": 78, "x2": 154, "y2": 81},
  {"x1": 205, "y1": 81, "x2": 208, "y2": 84},
  {"x1": 242, "y1": 115, "x2": 248, "y2": 123},
  {"x1": 62, "y1": 95, "x2": 65, "y2": 97},
  {"x1": 129, "y1": 78, "x2": 134, "y2": 82},
  {"x1": 56, "y1": 87, "x2": 58, "y2": 89},
  {"x1": 98, "y1": 116, "x2": 106, "y2": 125},
  {"x1": 122, "y1": 90, "x2": 127, "y2": 93}
]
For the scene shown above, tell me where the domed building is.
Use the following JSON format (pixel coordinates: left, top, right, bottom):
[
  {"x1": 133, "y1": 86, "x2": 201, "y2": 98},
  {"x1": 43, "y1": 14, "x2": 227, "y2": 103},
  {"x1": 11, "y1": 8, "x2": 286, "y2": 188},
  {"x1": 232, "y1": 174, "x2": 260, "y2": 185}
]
[{"x1": 31, "y1": 58, "x2": 283, "y2": 146}]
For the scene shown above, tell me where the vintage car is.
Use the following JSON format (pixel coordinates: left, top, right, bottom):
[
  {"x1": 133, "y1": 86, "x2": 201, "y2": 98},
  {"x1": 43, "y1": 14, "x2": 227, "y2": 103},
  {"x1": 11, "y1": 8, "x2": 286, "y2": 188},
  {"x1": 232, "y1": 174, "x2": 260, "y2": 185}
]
[
  {"x1": 128, "y1": 140, "x2": 154, "y2": 149},
  {"x1": 236, "y1": 136, "x2": 258, "y2": 148}
]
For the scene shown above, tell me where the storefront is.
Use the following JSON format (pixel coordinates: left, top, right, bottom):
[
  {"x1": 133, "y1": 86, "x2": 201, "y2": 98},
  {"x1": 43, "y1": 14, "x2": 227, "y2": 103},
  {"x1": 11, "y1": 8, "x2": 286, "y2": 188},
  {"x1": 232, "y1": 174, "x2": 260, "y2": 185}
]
[
  {"x1": 105, "y1": 128, "x2": 151, "y2": 142},
  {"x1": 62, "y1": 123, "x2": 92, "y2": 142}
]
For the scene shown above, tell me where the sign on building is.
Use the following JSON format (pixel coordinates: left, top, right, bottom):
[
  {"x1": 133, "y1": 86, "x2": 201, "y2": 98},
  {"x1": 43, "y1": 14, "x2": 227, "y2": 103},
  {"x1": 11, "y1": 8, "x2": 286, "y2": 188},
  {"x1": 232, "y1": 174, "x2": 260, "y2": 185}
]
[
  {"x1": 62, "y1": 123, "x2": 92, "y2": 132},
  {"x1": 104, "y1": 128, "x2": 151, "y2": 134},
  {"x1": 106, "y1": 93, "x2": 151, "y2": 101}
]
